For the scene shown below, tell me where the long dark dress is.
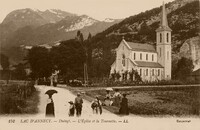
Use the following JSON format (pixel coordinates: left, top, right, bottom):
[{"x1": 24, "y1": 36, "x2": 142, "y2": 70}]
[
  {"x1": 119, "y1": 97, "x2": 129, "y2": 115},
  {"x1": 46, "y1": 98, "x2": 55, "y2": 117}
]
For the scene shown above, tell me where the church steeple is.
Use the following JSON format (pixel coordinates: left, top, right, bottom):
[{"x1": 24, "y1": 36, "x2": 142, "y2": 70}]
[
  {"x1": 161, "y1": 2, "x2": 168, "y2": 27},
  {"x1": 156, "y1": 1, "x2": 172, "y2": 80},
  {"x1": 156, "y1": 1, "x2": 171, "y2": 32}
]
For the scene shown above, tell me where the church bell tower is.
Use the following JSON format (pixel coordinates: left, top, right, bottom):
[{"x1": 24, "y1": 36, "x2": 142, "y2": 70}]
[{"x1": 156, "y1": 2, "x2": 172, "y2": 80}]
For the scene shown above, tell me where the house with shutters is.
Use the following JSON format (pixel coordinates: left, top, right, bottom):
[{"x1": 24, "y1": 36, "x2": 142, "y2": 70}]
[{"x1": 110, "y1": 2, "x2": 172, "y2": 82}]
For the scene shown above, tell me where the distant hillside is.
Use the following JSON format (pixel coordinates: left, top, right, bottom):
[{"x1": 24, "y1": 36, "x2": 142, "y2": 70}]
[
  {"x1": 0, "y1": 9, "x2": 121, "y2": 64},
  {"x1": 91, "y1": 0, "x2": 199, "y2": 53}
]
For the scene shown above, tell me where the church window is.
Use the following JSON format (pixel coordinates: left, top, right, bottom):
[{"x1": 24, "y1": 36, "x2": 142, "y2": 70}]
[
  {"x1": 152, "y1": 69, "x2": 154, "y2": 76},
  {"x1": 167, "y1": 51, "x2": 169, "y2": 60},
  {"x1": 160, "y1": 33, "x2": 162, "y2": 43},
  {"x1": 134, "y1": 53, "x2": 136, "y2": 60},
  {"x1": 152, "y1": 54, "x2": 154, "y2": 61},
  {"x1": 140, "y1": 69, "x2": 142, "y2": 76},
  {"x1": 158, "y1": 69, "x2": 160, "y2": 76},
  {"x1": 122, "y1": 54, "x2": 125, "y2": 67},
  {"x1": 146, "y1": 54, "x2": 148, "y2": 61},
  {"x1": 160, "y1": 48, "x2": 162, "y2": 57},
  {"x1": 167, "y1": 33, "x2": 169, "y2": 43},
  {"x1": 146, "y1": 69, "x2": 148, "y2": 76},
  {"x1": 140, "y1": 53, "x2": 142, "y2": 60}
]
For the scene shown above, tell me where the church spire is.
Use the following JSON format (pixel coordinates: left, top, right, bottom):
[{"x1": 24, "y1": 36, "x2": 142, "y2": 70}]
[
  {"x1": 161, "y1": 1, "x2": 168, "y2": 27},
  {"x1": 156, "y1": 1, "x2": 171, "y2": 32}
]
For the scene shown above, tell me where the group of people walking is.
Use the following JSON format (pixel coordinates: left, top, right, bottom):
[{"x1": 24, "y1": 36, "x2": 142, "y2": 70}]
[
  {"x1": 45, "y1": 89, "x2": 129, "y2": 117},
  {"x1": 45, "y1": 92, "x2": 84, "y2": 117}
]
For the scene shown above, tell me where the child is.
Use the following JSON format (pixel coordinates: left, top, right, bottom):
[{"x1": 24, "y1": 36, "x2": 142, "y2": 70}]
[
  {"x1": 91, "y1": 96, "x2": 102, "y2": 115},
  {"x1": 68, "y1": 101, "x2": 75, "y2": 117}
]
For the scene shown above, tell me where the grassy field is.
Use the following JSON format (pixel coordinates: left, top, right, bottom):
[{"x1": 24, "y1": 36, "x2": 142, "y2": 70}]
[
  {"x1": 73, "y1": 86, "x2": 200, "y2": 117},
  {"x1": 0, "y1": 80, "x2": 39, "y2": 115}
]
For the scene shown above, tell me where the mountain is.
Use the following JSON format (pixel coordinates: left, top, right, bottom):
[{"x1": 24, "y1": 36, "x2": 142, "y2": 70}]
[
  {"x1": 0, "y1": 9, "x2": 121, "y2": 64},
  {"x1": 91, "y1": 0, "x2": 199, "y2": 55},
  {"x1": 1, "y1": 8, "x2": 76, "y2": 31}
]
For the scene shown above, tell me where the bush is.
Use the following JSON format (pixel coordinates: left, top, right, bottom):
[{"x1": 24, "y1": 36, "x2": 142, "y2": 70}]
[
  {"x1": 68, "y1": 79, "x2": 83, "y2": 87},
  {"x1": 0, "y1": 82, "x2": 36, "y2": 114}
]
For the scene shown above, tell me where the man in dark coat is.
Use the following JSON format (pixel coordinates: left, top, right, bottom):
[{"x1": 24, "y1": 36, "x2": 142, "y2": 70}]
[{"x1": 74, "y1": 93, "x2": 83, "y2": 117}]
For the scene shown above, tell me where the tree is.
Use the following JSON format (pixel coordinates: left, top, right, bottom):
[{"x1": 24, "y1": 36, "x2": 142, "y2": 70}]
[
  {"x1": 129, "y1": 69, "x2": 135, "y2": 81},
  {"x1": 13, "y1": 63, "x2": 27, "y2": 80},
  {"x1": 0, "y1": 53, "x2": 10, "y2": 83},
  {"x1": 175, "y1": 57, "x2": 194, "y2": 81},
  {"x1": 0, "y1": 53, "x2": 10, "y2": 71},
  {"x1": 135, "y1": 71, "x2": 142, "y2": 83},
  {"x1": 50, "y1": 39, "x2": 86, "y2": 81},
  {"x1": 26, "y1": 47, "x2": 52, "y2": 79}
]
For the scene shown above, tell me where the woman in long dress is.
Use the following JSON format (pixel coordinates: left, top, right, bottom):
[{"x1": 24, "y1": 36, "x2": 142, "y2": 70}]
[
  {"x1": 119, "y1": 93, "x2": 129, "y2": 115},
  {"x1": 46, "y1": 95, "x2": 55, "y2": 117}
]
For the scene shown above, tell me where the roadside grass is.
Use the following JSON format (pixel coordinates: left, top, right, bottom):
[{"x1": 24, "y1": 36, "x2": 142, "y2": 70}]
[
  {"x1": 67, "y1": 86, "x2": 200, "y2": 117},
  {"x1": 0, "y1": 81, "x2": 39, "y2": 115},
  {"x1": 21, "y1": 90, "x2": 39, "y2": 114}
]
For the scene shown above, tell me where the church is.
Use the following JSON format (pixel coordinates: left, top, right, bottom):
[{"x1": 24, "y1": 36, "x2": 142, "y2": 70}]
[{"x1": 110, "y1": 3, "x2": 172, "y2": 82}]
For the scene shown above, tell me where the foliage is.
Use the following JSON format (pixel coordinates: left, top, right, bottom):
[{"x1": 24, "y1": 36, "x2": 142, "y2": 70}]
[
  {"x1": 12, "y1": 63, "x2": 27, "y2": 80},
  {"x1": 0, "y1": 53, "x2": 10, "y2": 71},
  {"x1": 174, "y1": 57, "x2": 194, "y2": 81},
  {"x1": 26, "y1": 46, "x2": 52, "y2": 79},
  {"x1": 135, "y1": 71, "x2": 142, "y2": 83},
  {"x1": 0, "y1": 82, "x2": 37, "y2": 114},
  {"x1": 115, "y1": 72, "x2": 121, "y2": 80},
  {"x1": 51, "y1": 39, "x2": 86, "y2": 81}
]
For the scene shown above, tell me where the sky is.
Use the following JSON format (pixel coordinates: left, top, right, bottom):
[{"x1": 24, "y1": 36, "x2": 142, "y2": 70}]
[{"x1": 0, "y1": 0, "x2": 174, "y2": 22}]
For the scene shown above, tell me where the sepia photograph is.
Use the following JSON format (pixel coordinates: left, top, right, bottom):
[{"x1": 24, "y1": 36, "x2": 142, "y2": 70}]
[{"x1": 0, "y1": 0, "x2": 199, "y2": 130}]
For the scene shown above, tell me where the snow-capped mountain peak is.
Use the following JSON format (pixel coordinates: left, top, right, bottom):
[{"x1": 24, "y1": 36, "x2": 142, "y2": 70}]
[
  {"x1": 103, "y1": 18, "x2": 115, "y2": 22},
  {"x1": 65, "y1": 15, "x2": 98, "y2": 32}
]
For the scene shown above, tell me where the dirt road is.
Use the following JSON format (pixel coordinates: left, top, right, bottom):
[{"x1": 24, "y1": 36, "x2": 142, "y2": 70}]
[{"x1": 35, "y1": 85, "x2": 120, "y2": 118}]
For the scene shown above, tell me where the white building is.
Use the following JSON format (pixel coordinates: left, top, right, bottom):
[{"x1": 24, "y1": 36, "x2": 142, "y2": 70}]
[{"x1": 110, "y1": 2, "x2": 172, "y2": 82}]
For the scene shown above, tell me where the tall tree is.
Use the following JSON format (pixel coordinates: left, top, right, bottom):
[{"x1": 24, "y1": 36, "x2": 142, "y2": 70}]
[
  {"x1": 50, "y1": 39, "x2": 85, "y2": 81},
  {"x1": 26, "y1": 47, "x2": 52, "y2": 79}
]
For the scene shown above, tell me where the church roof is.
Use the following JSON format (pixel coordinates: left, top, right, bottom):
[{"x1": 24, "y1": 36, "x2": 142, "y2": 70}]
[
  {"x1": 134, "y1": 61, "x2": 163, "y2": 68},
  {"x1": 125, "y1": 41, "x2": 156, "y2": 52}
]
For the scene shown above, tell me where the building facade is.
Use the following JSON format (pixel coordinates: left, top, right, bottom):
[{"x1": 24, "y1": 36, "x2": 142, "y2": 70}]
[{"x1": 110, "y1": 2, "x2": 172, "y2": 82}]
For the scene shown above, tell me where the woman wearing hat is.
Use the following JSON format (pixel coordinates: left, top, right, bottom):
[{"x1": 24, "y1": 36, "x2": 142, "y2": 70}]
[
  {"x1": 119, "y1": 93, "x2": 129, "y2": 115},
  {"x1": 45, "y1": 94, "x2": 55, "y2": 117}
]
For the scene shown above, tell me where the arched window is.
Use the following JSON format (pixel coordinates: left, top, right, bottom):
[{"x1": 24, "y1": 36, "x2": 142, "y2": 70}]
[
  {"x1": 160, "y1": 33, "x2": 162, "y2": 43},
  {"x1": 140, "y1": 53, "x2": 142, "y2": 60},
  {"x1": 167, "y1": 33, "x2": 169, "y2": 43}
]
